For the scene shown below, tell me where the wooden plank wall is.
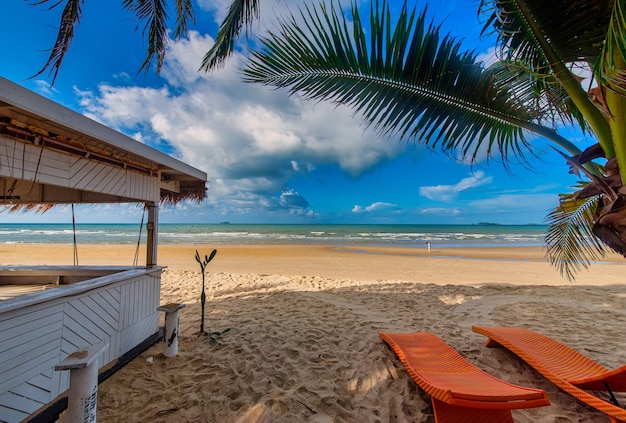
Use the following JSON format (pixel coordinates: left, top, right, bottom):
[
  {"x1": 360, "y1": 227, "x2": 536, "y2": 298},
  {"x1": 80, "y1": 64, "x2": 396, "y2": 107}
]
[
  {"x1": 0, "y1": 271, "x2": 161, "y2": 423},
  {"x1": 0, "y1": 135, "x2": 159, "y2": 203}
]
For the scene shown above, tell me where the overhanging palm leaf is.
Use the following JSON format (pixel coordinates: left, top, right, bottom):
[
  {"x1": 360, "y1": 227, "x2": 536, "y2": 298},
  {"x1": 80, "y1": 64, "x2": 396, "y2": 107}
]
[
  {"x1": 243, "y1": 0, "x2": 581, "y2": 166},
  {"x1": 488, "y1": 60, "x2": 606, "y2": 177},
  {"x1": 173, "y1": 0, "x2": 194, "y2": 39},
  {"x1": 200, "y1": 0, "x2": 260, "y2": 71},
  {"x1": 489, "y1": 61, "x2": 589, "y2": 135},
  {"x1": 31, "y1": 0, "x2": 197, "y2": 78},
  {"x1": 596, "y1": 0, "x2": 626, "y2": 93},
  {"x1": 479, "y1": 0, "x2": 615, "y2": 158},
  {"x1": 30, "y1": 0, "x2": 82, "y2": 83},
  {"x1": 123, "y1": 0, "x2": 170, "y2": 73},
  {"x1": 32, "y1": 0, "x2": 259, "y2": 78},
  {"x1": 479, "y1": 0, "x2": 611, "y2": 66},
  {"x1": 545, "y1": 192, "x2": 606, "y2": 281}
]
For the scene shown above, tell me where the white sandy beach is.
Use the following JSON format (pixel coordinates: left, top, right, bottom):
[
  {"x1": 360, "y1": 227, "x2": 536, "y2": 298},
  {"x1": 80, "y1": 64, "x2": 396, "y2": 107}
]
[{"x1": 4, "y1": 243, "x2": 626, "y2": 422}]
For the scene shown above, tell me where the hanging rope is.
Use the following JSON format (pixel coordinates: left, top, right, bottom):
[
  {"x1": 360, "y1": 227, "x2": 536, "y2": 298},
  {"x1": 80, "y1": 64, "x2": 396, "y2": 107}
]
[
  {"x1": 133, "y1": 206, "x2": 146, "y2": 266},
  {"x1": 71, "y1": 204, "x2": 79, "y2": 265},
  {"x1": 25, "y1": 140, "x2": 45, "y2": 196}
]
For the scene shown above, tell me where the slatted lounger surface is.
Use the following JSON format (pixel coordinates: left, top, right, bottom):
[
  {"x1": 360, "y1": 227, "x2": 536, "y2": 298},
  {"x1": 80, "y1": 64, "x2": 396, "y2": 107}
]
[
  {"x1": 472, "y1": 326, "x2": 626, "y2": 423},
  {"x1": 379, "y1": 332, "x2": 550, "y2": 423}
]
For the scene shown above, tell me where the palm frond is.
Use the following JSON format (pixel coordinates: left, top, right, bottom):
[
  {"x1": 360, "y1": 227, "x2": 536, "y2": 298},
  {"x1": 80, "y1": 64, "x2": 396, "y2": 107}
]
[
  {"x1": 488, "y1": 61, "x2": 590, "y2": 134},
  {"x1": 30, "y1": 0, "x2": 83, "y2": 83},
  {"x1": 545, "y1": 191, "x2": 606, "y2": 281},
  {"x1": 122, "y1": 0, "x2": 169, "y2": 74},
  {"x1": 173, "y1": 0, "x2": 195, "y2": 39},
  {"x1": 200, "y1": 0, "x2": 260, "y2": 71},
  {"x1": 595, "y1": 0, "x2": 626, "y2": 94},
  {"x1": 478, "y1": 0, "x2": 615, "y2": 157},
  {"x1": 243, "y1": 0, "x2": 582, "y2": 165},
  {"x1": 479, "y1": 0, "x2": 612, "y2": 68}
]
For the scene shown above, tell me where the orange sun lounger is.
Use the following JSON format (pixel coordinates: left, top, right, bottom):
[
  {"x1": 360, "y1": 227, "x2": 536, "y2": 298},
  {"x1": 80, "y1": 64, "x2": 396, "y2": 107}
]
[
  {"x1": 472, "y1": 326, "x2": 626, "y2": 423},
  {"x1": 379, "y1": 332, "x2": 550, "y2": 422}
]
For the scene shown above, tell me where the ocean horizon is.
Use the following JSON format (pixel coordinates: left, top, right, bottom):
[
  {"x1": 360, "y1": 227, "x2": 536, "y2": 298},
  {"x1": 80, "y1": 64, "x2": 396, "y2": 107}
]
[{"x1": 0, "y1": 223, "x2": 548, "y2": 248}]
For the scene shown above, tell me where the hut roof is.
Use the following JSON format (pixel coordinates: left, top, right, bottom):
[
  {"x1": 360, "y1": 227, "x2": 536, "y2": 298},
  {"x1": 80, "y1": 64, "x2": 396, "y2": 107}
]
[{"x1": 0, "y1": 77, "x2": 206, "y2": 206}]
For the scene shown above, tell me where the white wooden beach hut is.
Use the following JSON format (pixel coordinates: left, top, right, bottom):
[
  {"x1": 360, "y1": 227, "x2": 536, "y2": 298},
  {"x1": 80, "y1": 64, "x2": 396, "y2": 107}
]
[{"x1": 0, "y1": 77, "x2": 207, "y2": 422}]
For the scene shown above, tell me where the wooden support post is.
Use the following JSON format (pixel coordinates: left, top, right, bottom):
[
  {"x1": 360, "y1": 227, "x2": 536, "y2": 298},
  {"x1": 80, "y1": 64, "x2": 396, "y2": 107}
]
[
  {"x1": 54, "y1": 344, "x2": 108, "y2": 423},
  {"x1": 146, "y1": 203, "x2": 158, "y2": 267},
  {"x1": 158, "y1": 303, "x2": 186, "y2": 357}
]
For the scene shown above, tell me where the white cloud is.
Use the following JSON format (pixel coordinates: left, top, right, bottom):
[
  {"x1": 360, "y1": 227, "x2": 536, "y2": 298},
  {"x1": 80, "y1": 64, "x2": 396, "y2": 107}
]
[
  {"x1": 420, "y1": 208, "x2": 462, "y2": 216},
  {"x1": 112, "y1": 72, "x2": 131, "y2": 83},
  {"x1": 279, "y1": 189, "x2": 315, "y2": 216},
  {"x1": 352, "y1": 202, "x2": 397, "y2": 213},
  {"x1": 76, "y1": 31, "x2": 404, "y2": 219},
  {"x1": 419, "y1": 171, "x2": 493, "y2": 202},
  {"x1": 476, "y1": 46, "x2": 498, "y2": 68},
  {"x1": 469, "y1": 193, "x2": 558, "y2": 212},
  {"x1": 34, "y1": 80, "x2": 57, "y2": 96},
  {"x1": 568, "y1": 62, "x2": 597, "y2": 91}
]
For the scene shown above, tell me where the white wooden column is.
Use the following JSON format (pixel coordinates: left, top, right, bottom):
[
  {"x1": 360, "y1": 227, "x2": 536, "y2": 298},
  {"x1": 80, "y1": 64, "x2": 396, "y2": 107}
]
[
  {"x1": 146, "y1": 203, "x2": 158, "y2": 267},
  {"x1": 158, "y1": 303, "x2": 186, "y2": 357},
  {"x1": 55, "y1": 344, "x2": 108, "y2": 423}
]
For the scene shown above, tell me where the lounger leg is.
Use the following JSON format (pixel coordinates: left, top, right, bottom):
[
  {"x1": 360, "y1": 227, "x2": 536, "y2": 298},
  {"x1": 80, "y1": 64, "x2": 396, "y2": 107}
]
[
  {"x1": 432, "y1": 398, "x2": 514, "y2": 423},
  {"x1": 484, "y1": 338, "x2": 502, "y2": 348}
]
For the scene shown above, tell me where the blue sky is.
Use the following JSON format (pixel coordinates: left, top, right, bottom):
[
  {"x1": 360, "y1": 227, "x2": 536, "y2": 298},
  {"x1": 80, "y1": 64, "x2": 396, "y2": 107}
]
[{"x1": 0, "y1": 0, "x2": 589, "y2": 225}]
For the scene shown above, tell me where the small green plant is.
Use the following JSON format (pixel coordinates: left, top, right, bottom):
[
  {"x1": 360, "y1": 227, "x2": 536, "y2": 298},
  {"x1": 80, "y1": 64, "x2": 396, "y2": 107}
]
[
  {"x1": 195, "y1": 249, "x2": 217, "y2": 333},
  {"x1": 195, "y1": 249, "x2": 230, "y2": 344},
  {"x1": 207, "y1": 328, "x2": 231, "y2": 346}
]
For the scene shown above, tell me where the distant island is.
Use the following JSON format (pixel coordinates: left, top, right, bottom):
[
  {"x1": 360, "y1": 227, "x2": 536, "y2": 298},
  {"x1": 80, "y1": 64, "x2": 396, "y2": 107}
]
[
  {"x1": 476, "y1": 222, "x2": 500, "y2": 226},
  {"x1": 220, "y1": 221, "x2": 231, "y2": 225}
]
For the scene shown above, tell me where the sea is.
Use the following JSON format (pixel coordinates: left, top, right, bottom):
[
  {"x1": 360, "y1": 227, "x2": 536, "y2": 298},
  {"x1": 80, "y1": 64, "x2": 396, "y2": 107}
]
[{"x1": 0, "y1": 223, "x2": 547, "y2": 249}]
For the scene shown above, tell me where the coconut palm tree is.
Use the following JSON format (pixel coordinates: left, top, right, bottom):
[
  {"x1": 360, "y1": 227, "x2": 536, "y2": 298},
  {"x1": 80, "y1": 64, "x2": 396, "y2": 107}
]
[
  {"x1": 31, "y1": 0, "x2": 260, "y2": 81},
  {"x1": 242, "y1": 0, "x2": 626, "y2": 280}
]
